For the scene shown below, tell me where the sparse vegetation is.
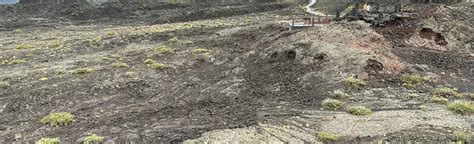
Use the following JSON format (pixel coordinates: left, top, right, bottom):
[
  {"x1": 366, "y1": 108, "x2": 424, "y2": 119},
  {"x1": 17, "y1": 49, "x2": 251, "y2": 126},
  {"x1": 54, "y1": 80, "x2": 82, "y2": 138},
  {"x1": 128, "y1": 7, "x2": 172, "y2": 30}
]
[
  {"x1": 432, "y1": 97, "x2": 449, "y2": 105},
  {"x1": 345, "y1": 76, "x2": 366, "y2": 88},
  {"x1": 36, "y1": 137, "x2": 60, "y2": 144},
  {"x1": 321, "y1": 98, "x2": 343, "y2": 110},
  {"x1": 112, "y1": 62, "x2": 129, "y2": 68},
  {"x1": 183, "y1": 40, "x2": 194, "y2": 45},
  {"x1": 9, "y1": 59, "x2": 26, "y2": 65},
  {"x1": 469, "y1": 93, "x2": 474, "y2": 100},
  {"x1": 332, "y1": 90, "x2": 349, "y2": 99},
  {"x1": 15, "y1": 44, "x2": 34, "y2": 50},
  {"x1": 167, "y1": 37, "x2": 180, "y2": 44},
  {"x1": 50, "y1": 42, "x2": 62, "y2": 48},
  {"x1": 316, "y1": 131, "x2": 339, "y2": 142},
  {"x1": 0, "y1": 80, "x2": 10, "y2": 88},
  {"x1": 125, "y1": 71, "x2": 138, "y2": 79},
  {"x1": 73, "y1": 68, "x2": 95, "y2": 75},
  {"x1": 87, "y1": 36, "x2": 102, "y2": 46},
  {"x1": 100, "y1": 56, "x2": 114, "y2": 62},
  {"x1": 193, "y1": 48, "x2": 209, "y2": 54},
  {"x1": 453, "y1": 130, "x2": 471, "y2": 143},
  {"x1": 84, "y1": 134, "x2": 105, "y2": 144},
  {"x1": 144, "y1": 59, "x2": 167, "y2": 70},
  {"x1": 401, "y1": 74, "x2": 425, "y2": 89},
  {"x1": 447, "y1": 101, "x2": 474, "y2": 115},
  {"x1": 39, "y1": 77, "x2": 49, "y2": 81},
  {"x1": 40, "y1": 112, "x2": 74, "y2": 127},
  {"x1": 432, "y1": 87, "x2": 463, "y2": 98},
  {"x1": 347, "y1": 106, "x2": 372, "y2": 116},
  {"x1": 155, "y1": 45, "x2": 174, "y2": 54}
]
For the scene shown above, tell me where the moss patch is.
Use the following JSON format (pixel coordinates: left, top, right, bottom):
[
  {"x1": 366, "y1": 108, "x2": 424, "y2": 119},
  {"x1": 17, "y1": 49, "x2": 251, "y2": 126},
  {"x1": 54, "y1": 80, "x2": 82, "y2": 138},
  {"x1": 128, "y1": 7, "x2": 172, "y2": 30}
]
[
  {"x1": 155, "y1": 45, "x2": 174, "y2": 54},
  {"x1": 345, "y1": 76, "x2": 366, "y2": 88},
  {"x1": 9, "y1": 59, "x2": 27, "y2": 65},
  {"x1": 15, "y1": 44, "x2": 34, "y2": 50},
  {"x1": 401, "y1": 74, "x2": 425, "y2": 89},
  {"x1": 447, "y1": 101, "x2": 474, "y2": 115},
  {"x1": 193, "y1": 48, "x2": 209, "y2": 54},
  {"x1": 347, "y1": 106, "x2": 372, "y2": 116},
  {"x1": 112, "y1": 62, "x2": 129, "y2": 68},
  {"x1": 321, "y1": 98, "x2": 343, "y2": 110},
  {"x1": 0, "y1": 80, "x2": 10, "y2": 88},
  {"x1": 316, "y1": 131, "x2": 339, "y2": 142},
  {"x1": 84, "y1": 134, "x2": 104, "y2": 144},
  {"x1": 144, "y1": 59, "x2": 167, "y2": 70},
  {"x1": 73, "y1": 68, "x2": 95, "y2": 75},
  {"x1": 453, "y1": 130, "x2": 471, "y2": 143},
  {"x1": 40, "y1": 112, "x2": 74, "y2": 127},
  {"x1": 36, "y1": 137, "x2": 60, "y2": 144},
  {"x1": 432, "y1": 87, "x2": 463, "y2": 98},
  {"x1": 432, "y1": 97, "x2": 449, "y2": 105}
]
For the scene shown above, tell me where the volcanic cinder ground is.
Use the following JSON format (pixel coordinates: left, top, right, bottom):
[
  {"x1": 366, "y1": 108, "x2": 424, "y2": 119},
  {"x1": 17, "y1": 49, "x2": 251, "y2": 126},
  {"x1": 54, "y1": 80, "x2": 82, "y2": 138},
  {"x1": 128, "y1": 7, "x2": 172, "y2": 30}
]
[{"x1": 0, "y1": 1, "x2": 473, "y2": 143}]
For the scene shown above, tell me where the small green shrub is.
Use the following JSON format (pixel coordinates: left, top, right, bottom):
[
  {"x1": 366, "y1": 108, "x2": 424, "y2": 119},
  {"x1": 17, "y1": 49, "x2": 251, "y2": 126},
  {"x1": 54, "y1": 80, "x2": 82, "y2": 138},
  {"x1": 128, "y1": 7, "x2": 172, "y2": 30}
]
[
  {"x1": 112, "y1": 62, "x2": 129, "y2": 68},
  {"x1": 347, "y1": 106, "x2": 372, "y2": 116},
  {"x1": 100, "y1": 56, "x2": 114, "y2": 62},
  {"x1": 155, "y1": 45, "x2": 174, "y2": 54},
  {"x1": 84, "y1": 134, "x2": 104, "y2": 144},
  {"x1": 447, "y1": 101, "x2": 474, "y2": 115},
  {"x1": 401, "y1": 74, "x2": 425, "y2": 89},
  {"x1": 125, "y1": 71, "x2": 138, "y2": 79},
  {"x1": 432, "y1": 87, "x2": 463, "y2": 98},
  {"x1": 316, "y1": 131, "x2": 339, "y2": 142},
  {"x1": 87, "y1": 36, "x2": 102, "y2": 46},
  {"x1": 40, "y1": 112, "x2": 74, "y2": 127},
  {"x1": 333, "y1": 90, "x2": 350, "y2": 99},
  {"x1": 193, "y1": 48, "x2": 209, "y2": 54},
  {"x1": 9, "y1": 59, "x2": 26, "y2": 65},
  {"x1": 36, "y1": 137, "x2": 60, "y2": 144},
  {"x1": 432, "y1": 97, "x2": 449, "y2": 105},
  {"x1": 73, "y1": 68, "x2": 95, "y2": 75},
  {"x1": 468, "y1": 93, "x2": 474, "y2": 100},
  {"x1": 0, "y1": 81, "x2": 10, "y2": 88},
  {"x1": 167, "y1": 37, "x2": 180, "y2": 44},
  {"x1": 345, "y1": 76, "x2": 366, "y2": 88},
  {"x1": 15, "y1": 44, "x2": 34, "y2": 50},
  {"x1": 321, "y1": 98, "x2": 343, "y2": 110},
  {"x1": 453, "y1": 130, "x2": 471, "y2": 143}
]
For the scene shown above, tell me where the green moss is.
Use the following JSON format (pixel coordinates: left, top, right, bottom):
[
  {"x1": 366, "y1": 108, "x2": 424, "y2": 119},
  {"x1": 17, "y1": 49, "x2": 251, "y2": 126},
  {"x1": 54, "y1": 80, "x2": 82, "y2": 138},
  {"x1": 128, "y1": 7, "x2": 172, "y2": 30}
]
[
  {"x1": 148, "y1": 63, "x2": 167, "y2": 70},
  {"x1": 432, "y1": 87, "x2": 463, "y2": 98},
  {"x1": 321, "y1": 98, "x2": 343, "y2": 110},
  {"x1": 9, "y1": 59, "x2": 26, "y2": 65},
  {"x1": 144, "y1": 59, "x2": 156, "y2": 65},
  {"x1": 347, "y1": 106, "x2": 372, "y2": 116},
  {"x1": 100, "y1": 56, "x2": 114, "y2": 62},
  {"x1": 193, "y1": 48, "x2": 209, "y2": 54},
  {"x1": 401, "y1": 74, "x2": 425, "y2": 89},
  {"x1": 87, "y1": 36, "x2": 102, "y2": 47},
  {"x1": 345, "y1": 76, "x2": 366, "y2": 88},
  {"x1": 15, "y1": 44, "x2": 34, "y2": 50},
  {"x1": 50, "y1": 42, "x2": 62, "y2": 49},
  {"x1": 447, "y1": 101, "x2": 474, "y2": 115},
  {"x1": 183, "y1": 40, "x2": 194, "y2": 45},
  {"x1": 36, "y1": 137, "x2": 60, "y2": 144},
  {"x1": 333, "y1": 90, "x2": 350, "y2": 99},
  {"x1": 111, "y1": 62, "x2": 129, "y2": 68},
  {"x1": 0, "y1": 80, "x2": 10, "y2": 88},
  {"x1": 39, "y1": 77, "x2": 49, "y2": 81},
  {"x1": 144, "y1": 59, "x2": 167, "y2": 70},
  {"x1": 84, "y1": 134, "x2": 104, "y2": 144},
  {"x1": 167, "y1": 37, "x2": 180, "y2": 44},
  {"x1": 453, "y1": 130, "x2": 471, "y2": 143},
  {"x1": 316, "y1": 131, "x2": 339, "y2": 142},
  {"x1": 125, "y1": 71, "x2": 138, "y2": 79},
  {"x1": 432, "y1": 97, "x2": 449, "y2": 105},
  {"x1": 40, "y1": 112, "x2": 74, "y2": 127},
  {"x1": 155, "y1": 45, "x2": 174, "y2": 54},
  {"x1": 73, "y1": 68, "x2": 95, "y2": 75}
]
